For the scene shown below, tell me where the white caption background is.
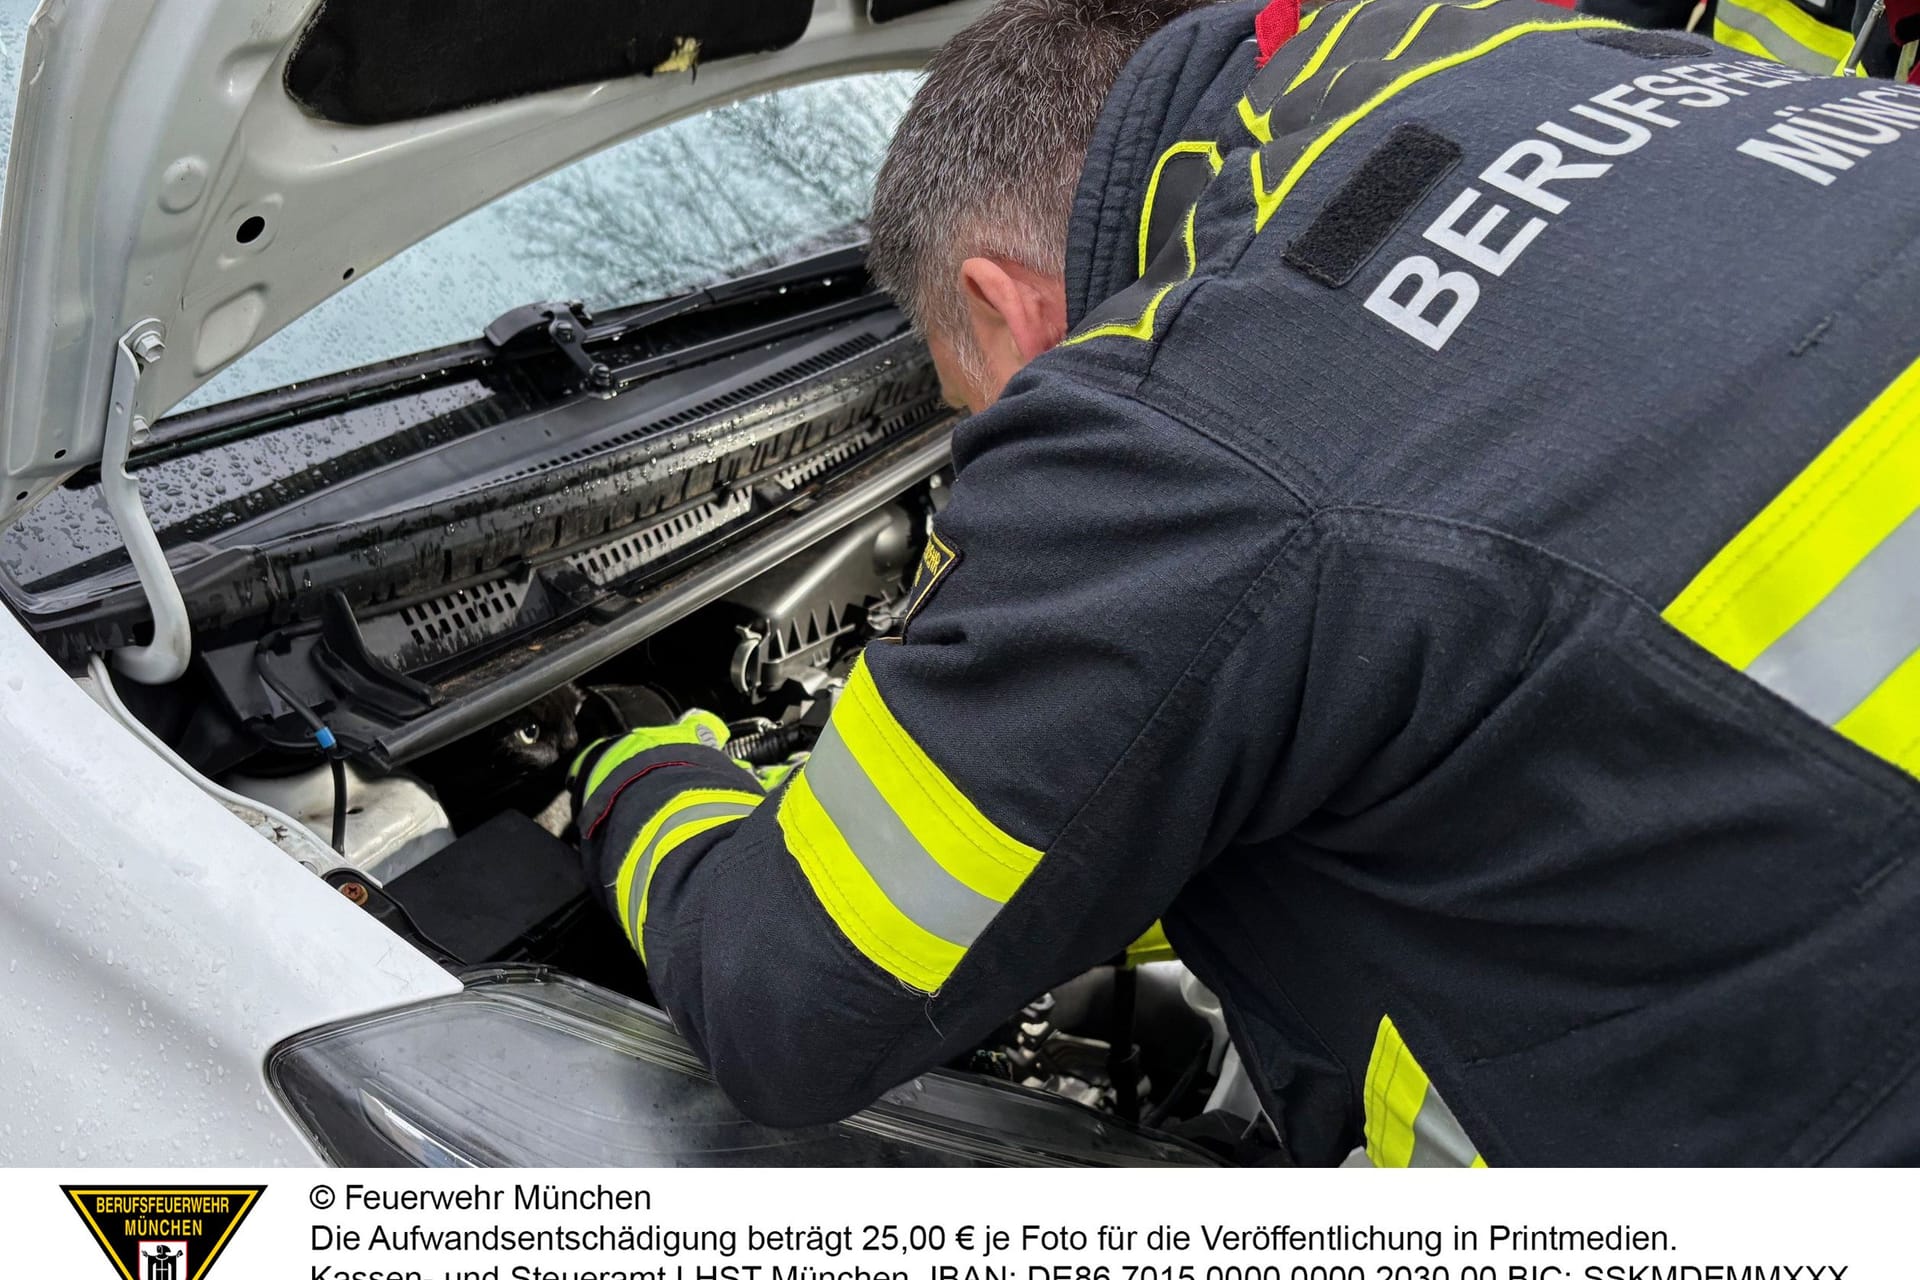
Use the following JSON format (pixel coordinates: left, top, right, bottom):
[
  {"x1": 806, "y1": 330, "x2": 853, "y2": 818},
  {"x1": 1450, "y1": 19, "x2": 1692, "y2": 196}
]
[{"x1": 6, "y1": 1168, "x2": 1900, "y2": 1279}]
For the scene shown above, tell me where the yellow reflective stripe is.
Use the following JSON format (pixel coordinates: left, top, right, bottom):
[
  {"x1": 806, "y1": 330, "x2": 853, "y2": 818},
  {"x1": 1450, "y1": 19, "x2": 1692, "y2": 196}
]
[
  {"x1": 586, "y1": 733, "x2": 657, "y2": 796},
  {"x1": 1386, "y1": 3, "x2": 1448, "y2": 57},
  {"x1": 1063, "y1": 204, "x2": 1200, "y2": 345},
  {"x1": 1138, "y1": 141, "x2": 1225, "y2": 276},
  {"x1": 631, "y1": 815, "x2": 751, "y2": 963},
  {"x1": 1364, "y1": 1016, "x2": 1429, "y2": 1167},
  {"x1": 1712, "y1": 15, "x2": 1782, "y2": 59},
  {"x1": 1664, "y1": 356, "x2": 1920, "y2": 671},
  {"x1": 1363, "y1": 1015, "x2": 1488, "y2": 1168},
  {"x1": 779, "y1": 770, "x2": 965, "y2": 991},
  {"x1": 612, "y1": 787, "x2": 761, "y2": 958},
  {"x1": 612, "y1": 787, "x2": 760, "y2": 925},
  {"x1": 1238, "y1": 96, "x2": 1275, "y2": 144},
  {"x1": 832, "y1": 656, "x2": 1043, "y2": 900},
  {"x1": 1125, "y1": 921, "x2": 1178, "y2": 965},
  {"x1": 773, "y1": 653, "x2": 1046, "y2": 991},
  {"x1": 1833, "y1": 647, "x2": 1920, "y2": 777},
  {"x1": 1251, "y1": 18, "x2": 1622, "y2": 229},
  {"x1": 1385, "y1": 0, "x2": 1508, "y2": 59},
  {"x1": 1712, "y1": 0, "x2": 1859, "y2": 67},
  {"x1": 1288, "y1": 0, "x2": 1384, "y2": 92},
  {"x1": 1758, "y1": 0, "x2": 1854, "y2": 58}
]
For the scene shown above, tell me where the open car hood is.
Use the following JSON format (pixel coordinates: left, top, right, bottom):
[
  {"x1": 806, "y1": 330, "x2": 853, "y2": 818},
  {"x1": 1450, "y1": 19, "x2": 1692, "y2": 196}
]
[{"x1": 0, "y1": 0, "x2": 977, "y2": 527}]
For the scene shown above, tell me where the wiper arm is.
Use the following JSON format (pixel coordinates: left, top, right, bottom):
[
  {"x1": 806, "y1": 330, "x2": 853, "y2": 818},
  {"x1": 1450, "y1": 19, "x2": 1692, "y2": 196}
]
[
  {"x1": 483, "y1": 300, "x2": 615, "y2": 393},
  {"x1": 561, "y1": 242, "x2": 873, "y2": 353},
  {"x1": 75, "y1": 244, "x2": 879, "y2": 484},
  {"x1": 438, "y1": 245, "x2": 884, "y2": 399}
]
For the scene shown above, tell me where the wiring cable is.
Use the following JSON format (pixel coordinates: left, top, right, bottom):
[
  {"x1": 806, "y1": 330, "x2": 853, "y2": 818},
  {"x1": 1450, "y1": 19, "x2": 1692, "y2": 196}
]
[
  {"x1": 254, "y1": 647, "x2": 349, "y2": 855},
  {"x1": 85, "y1": 658, "x2": 469, "y2": 965},
  {"x1": 84, "y1": 655, "x2": 342, "y2": 870}
]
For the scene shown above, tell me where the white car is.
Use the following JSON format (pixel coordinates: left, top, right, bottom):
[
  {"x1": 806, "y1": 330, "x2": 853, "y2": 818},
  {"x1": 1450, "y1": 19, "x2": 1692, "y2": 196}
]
[{"x1": 0, "y1": 0, "x2": 1254, "y2": 1166}]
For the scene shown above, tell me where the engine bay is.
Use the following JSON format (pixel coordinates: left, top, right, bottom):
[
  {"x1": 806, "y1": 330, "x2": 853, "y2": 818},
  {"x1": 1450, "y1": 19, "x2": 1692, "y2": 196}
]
[
  {"x1": 24, "y1": 253, "x2": 1276, "y2": 1164},
  {"x1": 218, "y1": 487, "x2": 1266, "y2": 1160}
]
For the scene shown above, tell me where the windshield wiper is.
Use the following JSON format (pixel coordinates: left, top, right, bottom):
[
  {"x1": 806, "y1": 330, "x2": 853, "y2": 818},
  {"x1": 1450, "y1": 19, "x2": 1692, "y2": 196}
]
[
  {"x1": 76, "y1": 245, "x2": 878, "y2": 482},
  {"x1": 484, "y1": 300, "x2": 616, "y2": 393}
]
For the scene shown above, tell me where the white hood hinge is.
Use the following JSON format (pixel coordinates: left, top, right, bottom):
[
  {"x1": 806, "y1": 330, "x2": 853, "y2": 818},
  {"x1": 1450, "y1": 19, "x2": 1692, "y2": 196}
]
[{"x1": 102, "y1": 319, "x2": 192, "y2": 683}]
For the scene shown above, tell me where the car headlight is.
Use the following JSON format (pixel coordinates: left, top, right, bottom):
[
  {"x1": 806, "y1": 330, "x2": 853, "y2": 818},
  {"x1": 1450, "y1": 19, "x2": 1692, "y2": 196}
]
[{"x1": 268, "y1": 966, "x2": 1222, "y2": 1167}]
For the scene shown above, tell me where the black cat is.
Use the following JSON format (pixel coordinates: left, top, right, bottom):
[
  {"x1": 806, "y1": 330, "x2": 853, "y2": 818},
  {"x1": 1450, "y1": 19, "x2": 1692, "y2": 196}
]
[
  {"x1": 493, "y1": 684, "x2": 587, "y2": 776},
  {"x1": 421, "y1": 683, "x2": 588, "y2": 831}
]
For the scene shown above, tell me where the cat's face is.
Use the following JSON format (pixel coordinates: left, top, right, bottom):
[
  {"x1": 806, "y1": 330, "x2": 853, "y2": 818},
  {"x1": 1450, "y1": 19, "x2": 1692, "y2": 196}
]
[{"x1": 495, "y1": 685, "x2": 586, "y2": 774}]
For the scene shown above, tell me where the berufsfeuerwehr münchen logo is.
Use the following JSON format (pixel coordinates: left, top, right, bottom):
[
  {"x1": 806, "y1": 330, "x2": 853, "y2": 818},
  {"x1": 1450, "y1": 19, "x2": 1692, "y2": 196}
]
[{"x1": 64, "y1": 1186, "x2": 264, "y2": 1280}]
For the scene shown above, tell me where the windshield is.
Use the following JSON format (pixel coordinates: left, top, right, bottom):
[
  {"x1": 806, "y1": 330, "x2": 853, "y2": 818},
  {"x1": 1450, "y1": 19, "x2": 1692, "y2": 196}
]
[
  {"x1": 0, "y1": 23, "x2": 914, "y2": 593},
  {"x1": 186, "y1": 73, "x2": 914, "y2": 410}
]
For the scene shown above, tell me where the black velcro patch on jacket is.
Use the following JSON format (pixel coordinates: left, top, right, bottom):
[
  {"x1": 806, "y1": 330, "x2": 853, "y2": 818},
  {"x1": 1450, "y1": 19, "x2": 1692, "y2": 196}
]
[
  {"x1": 1283, "y1": 124, "x2": 1464, "y2": 289},
  {"x1": 1580, "y1": 28, "x2": 1712, "y2": 57}
]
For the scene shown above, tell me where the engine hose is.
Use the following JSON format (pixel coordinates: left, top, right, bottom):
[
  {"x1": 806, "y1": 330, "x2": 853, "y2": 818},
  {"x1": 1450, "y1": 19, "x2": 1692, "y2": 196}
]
[
  {"x1": 725, "y1": 723, "x2": 816, "y2": 765},
  {"x1": 328, "y1": 756, "x2": 348, "y2": 854}
]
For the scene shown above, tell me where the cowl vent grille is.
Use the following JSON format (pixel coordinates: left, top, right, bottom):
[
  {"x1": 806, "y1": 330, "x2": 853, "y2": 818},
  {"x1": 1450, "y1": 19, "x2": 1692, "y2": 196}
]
[
  {"x1": 487, "y1": 332, "x2": 886, "y2": 488},
  {"x1": 399, "y1": 575, "x2": 521, "y2": 646},
  {"x1": 568, "y1": 489, "x2": 755, "y2": 587}
]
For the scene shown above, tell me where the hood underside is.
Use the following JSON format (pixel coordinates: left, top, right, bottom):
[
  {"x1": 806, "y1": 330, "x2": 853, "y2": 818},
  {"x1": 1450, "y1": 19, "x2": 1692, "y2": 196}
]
[{"x1": 0, "y1": 0, "x2": 976, "y2": 527}]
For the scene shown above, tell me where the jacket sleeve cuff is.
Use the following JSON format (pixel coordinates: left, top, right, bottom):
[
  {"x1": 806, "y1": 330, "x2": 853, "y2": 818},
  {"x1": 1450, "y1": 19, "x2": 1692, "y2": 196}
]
[{"x1": 576, "y1": 743, "x2": 762, "y2": 912}]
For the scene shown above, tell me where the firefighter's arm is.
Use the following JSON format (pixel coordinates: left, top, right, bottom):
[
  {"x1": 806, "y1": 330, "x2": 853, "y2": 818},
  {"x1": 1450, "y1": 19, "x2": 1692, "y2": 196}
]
[{"x1": 575, "y1": 372, "x2": 1307, "y2": 1126}]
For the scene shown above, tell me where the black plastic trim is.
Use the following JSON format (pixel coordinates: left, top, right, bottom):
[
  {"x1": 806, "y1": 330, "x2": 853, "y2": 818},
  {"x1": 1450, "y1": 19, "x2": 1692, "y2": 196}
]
[{"x1": 373, "y1": 429, "x2": 949, "y2": 764}]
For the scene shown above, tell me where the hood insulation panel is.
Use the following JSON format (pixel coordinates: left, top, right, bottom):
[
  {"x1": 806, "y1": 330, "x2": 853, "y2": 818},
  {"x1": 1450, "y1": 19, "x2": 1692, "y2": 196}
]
[{"x1": 286, "y1": 0, "x2": 815, "y2": 124}]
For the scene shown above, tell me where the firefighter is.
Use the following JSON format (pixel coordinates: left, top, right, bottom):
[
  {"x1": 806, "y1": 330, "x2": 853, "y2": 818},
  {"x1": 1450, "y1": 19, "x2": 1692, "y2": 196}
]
[
  {"x1": 1582, "y1": 0, "x2": 1915, "y2": 82},
  {"x1": 572, "y1": 0, "x2": 1920, "y2": 1164}
]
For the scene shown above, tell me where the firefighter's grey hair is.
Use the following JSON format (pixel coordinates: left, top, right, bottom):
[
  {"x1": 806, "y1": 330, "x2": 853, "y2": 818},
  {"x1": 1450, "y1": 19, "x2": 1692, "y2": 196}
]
[{"x1": 867, "y1": 0, "x2": 1217, "y2": 375}]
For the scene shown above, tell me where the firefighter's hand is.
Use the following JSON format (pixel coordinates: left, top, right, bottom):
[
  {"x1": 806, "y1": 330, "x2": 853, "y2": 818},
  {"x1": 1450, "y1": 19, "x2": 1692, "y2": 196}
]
[
  {"x1": 568, "y1": 708, "x2": 734, "y2": 821},
  {"x1": 748, "y1": 752, "x2": 809, "y2": 793},
  {"x1": 568, "y1": 709, "x2": 768, "y2": 947}
]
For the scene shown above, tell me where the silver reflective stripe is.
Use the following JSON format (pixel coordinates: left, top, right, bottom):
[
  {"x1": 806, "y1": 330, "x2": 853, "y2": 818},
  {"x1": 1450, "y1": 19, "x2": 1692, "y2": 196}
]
[
  {"x1": 622, "y1": 799, "x2": 759, "y2": 943},
  {"x1": 1745, "y1": 509, "x2": 1920, "y2": 725},
  {"x1": 802, "y1": 719, "x2": 1002, "y2": 947},
  {"x1": 1714, "y1": 0, "x2": 1837, "y2": 71},
  {"x1": 1408, "y1": 1085, "x2": 1481, "y2": 1167}
]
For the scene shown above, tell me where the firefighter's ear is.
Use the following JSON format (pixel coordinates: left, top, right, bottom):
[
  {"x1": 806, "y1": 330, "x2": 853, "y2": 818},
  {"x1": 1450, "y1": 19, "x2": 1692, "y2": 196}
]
[{"x1": 956, "y1": 256, "x2": 1068, "y2": 404}]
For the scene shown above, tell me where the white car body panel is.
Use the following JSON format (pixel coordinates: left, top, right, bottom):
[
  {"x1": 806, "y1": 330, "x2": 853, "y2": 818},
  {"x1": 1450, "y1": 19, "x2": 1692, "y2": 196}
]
[
  {"x1": 0, "y1": 606, "x2": 458, "y2": 1163},
  {"x1": 0, "y1": 0, "x2": 981, "y2": 526}
]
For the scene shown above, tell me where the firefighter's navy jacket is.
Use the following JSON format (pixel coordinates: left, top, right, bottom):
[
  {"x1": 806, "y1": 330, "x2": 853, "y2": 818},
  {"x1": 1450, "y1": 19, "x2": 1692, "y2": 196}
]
[{"x1": 580, "y1": 0, "x2": 1920, "y2": 1165}]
